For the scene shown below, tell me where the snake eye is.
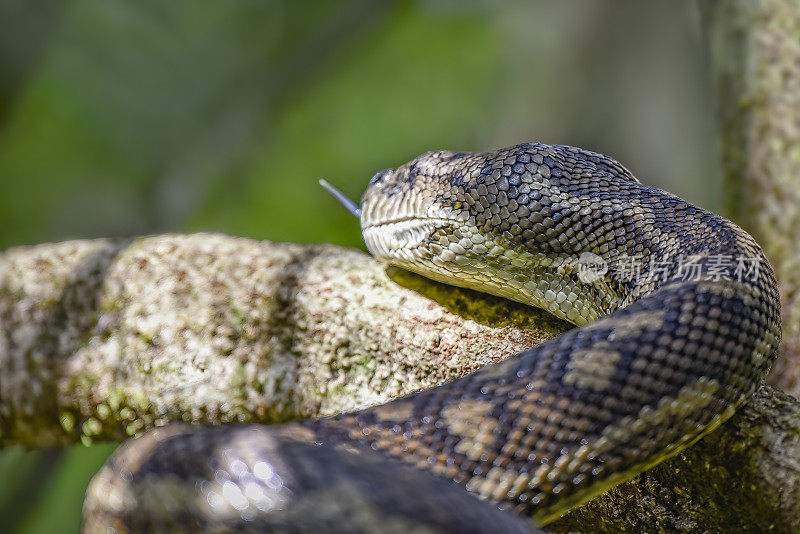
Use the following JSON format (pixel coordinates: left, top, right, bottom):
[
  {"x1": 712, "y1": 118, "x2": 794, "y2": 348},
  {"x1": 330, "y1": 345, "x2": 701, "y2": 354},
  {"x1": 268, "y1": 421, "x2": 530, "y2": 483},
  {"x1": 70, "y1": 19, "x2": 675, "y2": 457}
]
[{"x1": 369, "y1": 169, "x2": 392, "y2": 186}]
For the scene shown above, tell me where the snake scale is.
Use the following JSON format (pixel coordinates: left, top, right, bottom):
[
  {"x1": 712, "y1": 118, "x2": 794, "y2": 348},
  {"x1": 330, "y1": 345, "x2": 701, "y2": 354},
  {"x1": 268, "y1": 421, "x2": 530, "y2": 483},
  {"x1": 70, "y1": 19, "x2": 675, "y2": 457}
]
[{"x1": 82, "y1": 143, "x2": 781, "y2": 533}]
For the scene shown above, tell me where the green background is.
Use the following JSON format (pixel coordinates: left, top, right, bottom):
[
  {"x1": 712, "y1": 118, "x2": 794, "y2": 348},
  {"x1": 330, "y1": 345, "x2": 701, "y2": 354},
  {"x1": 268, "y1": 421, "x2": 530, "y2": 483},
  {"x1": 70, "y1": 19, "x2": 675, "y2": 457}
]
[{"x1": 0, "y1": 1, "x2": 720, "y2": 532}]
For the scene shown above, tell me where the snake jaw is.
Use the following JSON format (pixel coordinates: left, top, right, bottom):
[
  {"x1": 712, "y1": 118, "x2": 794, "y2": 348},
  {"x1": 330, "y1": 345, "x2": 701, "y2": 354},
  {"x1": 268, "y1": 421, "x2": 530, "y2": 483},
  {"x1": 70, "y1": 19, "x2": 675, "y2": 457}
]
[{"x1": 362, "y1": 217, "x2": 453, "y2": 263}]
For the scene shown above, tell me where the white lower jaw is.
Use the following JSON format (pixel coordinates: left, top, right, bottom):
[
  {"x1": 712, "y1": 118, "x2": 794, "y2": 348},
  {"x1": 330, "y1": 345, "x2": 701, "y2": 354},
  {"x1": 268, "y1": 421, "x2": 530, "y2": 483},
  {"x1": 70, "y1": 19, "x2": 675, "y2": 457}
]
[{"x1": 363, "y1": 219, "x2": 448, "y2": 262}]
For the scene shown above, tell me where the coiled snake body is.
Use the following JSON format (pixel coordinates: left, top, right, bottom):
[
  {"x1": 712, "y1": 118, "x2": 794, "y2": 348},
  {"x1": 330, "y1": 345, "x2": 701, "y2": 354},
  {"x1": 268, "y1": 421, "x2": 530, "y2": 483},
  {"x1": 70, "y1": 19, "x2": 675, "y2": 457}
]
[{"x1": 83, "y1": 143, "x2": 781, "y2": 533}]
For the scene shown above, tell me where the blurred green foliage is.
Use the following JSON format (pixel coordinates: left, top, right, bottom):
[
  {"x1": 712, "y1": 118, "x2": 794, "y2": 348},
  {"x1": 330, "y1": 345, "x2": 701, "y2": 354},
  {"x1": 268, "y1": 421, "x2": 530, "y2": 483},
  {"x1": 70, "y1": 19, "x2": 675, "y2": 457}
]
[{"x1": 0, "y1": 0, "x2": 720, "y2": 532}]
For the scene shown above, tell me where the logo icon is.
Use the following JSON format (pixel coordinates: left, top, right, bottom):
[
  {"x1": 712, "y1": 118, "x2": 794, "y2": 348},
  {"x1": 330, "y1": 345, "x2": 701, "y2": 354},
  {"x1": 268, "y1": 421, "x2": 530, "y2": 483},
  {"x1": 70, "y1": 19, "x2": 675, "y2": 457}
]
[{"x1": 576, "y1": 252, "x2": 608, "y2": 283}]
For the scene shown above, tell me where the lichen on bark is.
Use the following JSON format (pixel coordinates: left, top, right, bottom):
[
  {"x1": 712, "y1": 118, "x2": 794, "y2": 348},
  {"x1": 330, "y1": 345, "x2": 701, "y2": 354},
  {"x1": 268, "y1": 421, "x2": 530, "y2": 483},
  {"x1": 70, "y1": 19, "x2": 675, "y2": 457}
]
[
  {"x1": 701, "y1": 0, "x2": 800, "y2": 397},
  {"x1": 0, "y1": 234, "x2": 565, "y2": 448}
]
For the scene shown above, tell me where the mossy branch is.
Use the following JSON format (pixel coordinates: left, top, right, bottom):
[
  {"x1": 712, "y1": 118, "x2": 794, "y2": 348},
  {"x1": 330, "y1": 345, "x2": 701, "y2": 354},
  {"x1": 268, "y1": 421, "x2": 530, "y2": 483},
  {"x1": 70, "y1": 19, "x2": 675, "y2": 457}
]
[
  {"x1": 1, "y1": 234, "x2": 799, "y2": 531},
  {"x1": 0, "y1": 234, "x2": 565, "y2": 448},
  {"x1": 701, "y1": 0, "x2": 800, "y2": 398}
]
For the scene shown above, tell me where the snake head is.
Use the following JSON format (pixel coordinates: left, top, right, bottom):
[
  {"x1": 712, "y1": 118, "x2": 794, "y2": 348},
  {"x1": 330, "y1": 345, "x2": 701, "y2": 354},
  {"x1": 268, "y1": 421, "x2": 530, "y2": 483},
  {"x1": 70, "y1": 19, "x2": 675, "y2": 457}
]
[
  {"x1": 330, "y1": 146, "x2": 629, "y2": 324},
  {"x1": 358, "y1": 152, "x2": 472, "y2": 268}
]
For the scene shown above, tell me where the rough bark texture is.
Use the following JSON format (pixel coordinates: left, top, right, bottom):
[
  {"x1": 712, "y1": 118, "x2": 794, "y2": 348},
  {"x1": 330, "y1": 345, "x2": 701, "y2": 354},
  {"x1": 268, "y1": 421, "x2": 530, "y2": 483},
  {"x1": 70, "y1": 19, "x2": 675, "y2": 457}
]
[
  {"x1": 0, "y1": 234, "x2": 566, "y2": 448},
  {"x1": 702, "y1": 0, "x2": 800, "y2": 397},
  {"x1": 1, "y1": 235, "x2": 799, "y2": 532}
]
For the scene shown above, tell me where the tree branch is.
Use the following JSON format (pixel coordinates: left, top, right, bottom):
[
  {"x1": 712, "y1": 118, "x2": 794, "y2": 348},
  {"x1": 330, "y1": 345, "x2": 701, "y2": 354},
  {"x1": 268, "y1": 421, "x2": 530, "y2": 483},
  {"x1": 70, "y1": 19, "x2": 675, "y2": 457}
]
[
  {"x1": 701, "y1": 0, "x2": 800, "y2": 398},
  {"x1": 0, "y1": 234, "x2": 566, "y2": 448},
  {"x1": 1, "y1": 234, "x2": 799, "y2": 531}
]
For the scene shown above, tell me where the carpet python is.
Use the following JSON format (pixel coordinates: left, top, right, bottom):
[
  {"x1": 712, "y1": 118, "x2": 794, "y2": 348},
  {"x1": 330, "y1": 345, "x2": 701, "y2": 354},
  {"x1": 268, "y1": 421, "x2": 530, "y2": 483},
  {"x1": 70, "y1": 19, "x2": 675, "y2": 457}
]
[{"x1": 82, "y1": 143, "x2": 781, "y2": 533}]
